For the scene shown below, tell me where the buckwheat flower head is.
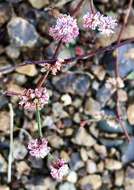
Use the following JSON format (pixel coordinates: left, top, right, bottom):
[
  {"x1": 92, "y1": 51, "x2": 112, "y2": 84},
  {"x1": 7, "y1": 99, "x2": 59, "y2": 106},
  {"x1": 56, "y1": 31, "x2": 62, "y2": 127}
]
[
  {"x1": 28, "y1": 138, "x2": 50, "y2": 158},
  {"x1": 83, "y1": 12, "x2": 101, "y2": 30},
  {"x1": 49, "y1": 14, "x2": 79, "y2": 43},
  {"x1": 19, "y1": 88, "x2": 49, "y2": 111},
  {"x1": 50, "y1": 158, "x2": 69, "y2": 181},
  {"x1": 83, "y1": 11, "x2": 117, "y2": 35},
  {"x1": 98, "y1": 15, "x2": 117, "y2": 36},
  {"x1": 41, "y1": 58, "x2": 64, "y2": 75}
]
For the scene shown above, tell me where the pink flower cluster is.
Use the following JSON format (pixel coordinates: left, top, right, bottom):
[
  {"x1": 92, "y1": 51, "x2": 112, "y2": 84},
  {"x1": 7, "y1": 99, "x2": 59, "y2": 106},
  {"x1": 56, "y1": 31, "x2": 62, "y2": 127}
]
[
  {"x1": 28, "y1": 138, "x2": 50, "y2": 158},
  {"x1": 50, "y1": 158, "x2": 69, "y2": 181},
  {"x1": 49, "y1": 14, "x2": 79, "y2": 43},
  {"x1": 83, "y1": 12, "x2": 117, "y2": 36},
  {"x1": 19, "y1": 88, "x2": 49, "y2": 111},
  {"x1": 28, "y1": 138, "x2": 69, "y2": 180},
  {"x1": 43, "y1": 58, "x2": 64, "y2": 75}
]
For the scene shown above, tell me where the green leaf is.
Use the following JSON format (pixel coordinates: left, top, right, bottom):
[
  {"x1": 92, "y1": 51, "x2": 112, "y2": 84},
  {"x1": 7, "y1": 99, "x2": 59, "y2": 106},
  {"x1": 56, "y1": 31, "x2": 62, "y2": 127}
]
[{"x1": 126, "y1": 72, "x2": 134, "y2": 80}]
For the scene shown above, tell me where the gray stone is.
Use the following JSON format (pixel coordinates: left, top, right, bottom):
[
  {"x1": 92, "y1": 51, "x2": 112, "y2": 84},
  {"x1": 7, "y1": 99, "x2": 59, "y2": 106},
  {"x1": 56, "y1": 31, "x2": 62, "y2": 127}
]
[
  {"x1": 102, "y1": 44, "x2": 134, "y2": 77},
  {"x1": 96, "y1": 85, "x2": 112, "y2": 106},
  {"x1": 100, "y1": 138, "x2": 124, "y2": 148},
  {"x1": 8, "y1": 17, "x2": 38, "y2": 48},
  {"x1": 98, "y1": 120, "x2": 133, "y2": 134},
  {"x1": 84, "y1": 98, "x2": 101, "y2": 116},
  {"x1": 72, "y1": 127, "x2": 96, "y2": 147},
  {"x1": 53, "y1": 73, "x2": 90, "y2": 96},
  {"x1": 122, "y1": 138, "x2": 134, "y2": 164},
  {"x1": 70, "y1": 153, "x2": 84, "y2": 171},
  {"x1": 0, "y1": 95, "x2": 8, "y2": 109},
  {"x1": 13, "y1": 141, "x2": 27, "y2": 160}
]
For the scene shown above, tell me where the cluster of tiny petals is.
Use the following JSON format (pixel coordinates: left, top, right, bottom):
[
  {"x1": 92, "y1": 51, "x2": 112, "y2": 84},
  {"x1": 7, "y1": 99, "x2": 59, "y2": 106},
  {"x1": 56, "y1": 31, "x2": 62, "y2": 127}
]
[
  {"x1": 50, "y1": 158, "x2": 69, "y2": 181},
  {"x1": 83, "y1": 12, "x2": 101, "y2": 30},
  {"x1": 42, "y1": 58, "x2": 64, "y2": 75},
  {"x1": 49, "y1": 14, "x2": 79, "y2": 43},
  {"x1": 28, "y1": 138, "x2": 50, "y2": 158},
  {"x1": 83, "y1": 11, "x2": 117, "y2": 35},
  {"x1": 19, "y1": 88, "x2": 49, "y2": 111}
]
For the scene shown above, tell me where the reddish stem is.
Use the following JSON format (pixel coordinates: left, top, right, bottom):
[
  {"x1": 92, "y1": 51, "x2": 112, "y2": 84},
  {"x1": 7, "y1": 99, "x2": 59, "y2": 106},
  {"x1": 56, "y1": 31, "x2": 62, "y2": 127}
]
[
  {"x1": 115, "y1": 0, "x2": 133, "y2": 142},
  {"x1": 36, "y1": 39, "x2": 62, "y2": 88},
  {"x1": 0, "y1": 38, "x2": 134, "y2": 75},
  {"x1": 70, "y1": 0, "x2": 84, "y2": 17},
  {"x1": 89, "y1": 0, "x2": 95, "y2": 14}
]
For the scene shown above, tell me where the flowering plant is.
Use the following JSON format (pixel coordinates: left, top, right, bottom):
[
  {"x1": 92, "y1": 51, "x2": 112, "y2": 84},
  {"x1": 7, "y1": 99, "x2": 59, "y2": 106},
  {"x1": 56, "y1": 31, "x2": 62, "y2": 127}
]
[{"x1": 0, "y1": 0, "x2": 133, "y2": 184}]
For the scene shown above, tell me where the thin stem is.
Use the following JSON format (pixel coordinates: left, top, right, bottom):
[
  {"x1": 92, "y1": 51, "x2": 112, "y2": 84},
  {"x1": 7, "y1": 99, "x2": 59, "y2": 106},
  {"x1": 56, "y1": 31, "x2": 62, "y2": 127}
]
[
  {"x1": 70, "y1": 0, "x2": 84, "y2": 17},
  {"x1": 53, "y1": 39, "x2": 62, "y2": 58},
  {"x1": 36, "y1": 39, "x2": 62, "y2": 88},
  {"x1": 8, "y1": 103, "x2": 14, "y2": 183},
  {"x1": 37, "y1": 69, "x2": 50, "y2": 88},
  {"x1": 115, "y1": 0, "x2": 133, "y2": 142},
  {"x1": 36, "y1": 105, "x2": 43, "y2": 138},
  {"x1": 0, "y1": 38, "x2": 134, "y2": 75},
  {"x1": 89, "y1": 0, "x2": 95, "y2": 14},
  {"x1": 3, "y1": 91, "x2": 22, "y2": 97}
]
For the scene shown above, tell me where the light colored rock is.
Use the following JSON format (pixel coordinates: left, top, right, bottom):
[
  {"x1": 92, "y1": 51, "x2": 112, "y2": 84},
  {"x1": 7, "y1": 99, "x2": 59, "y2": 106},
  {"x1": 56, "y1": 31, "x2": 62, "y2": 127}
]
[
  {"x1": 64, "y1": 128, "x2": 74, "y2": 136},
  {"x1": 85, "y1": 98, "x2": 101, "y2": 116},
  {"x1": 0, "y1": 111, "x2": 10, "y2": 132},
  {"x1": 80, "y1": 148, "x2": 88, "y2": 162},
  {"x1": 97, "y1": 161, "x2": 104, "y2": 172},
  {"x1": 48, "y1": 134, "x2": 64, "y2": 148},
  {"x1": 118, "y1": 89, "x2": 128, "y2": 102},
  {"x1": 79, "y1": 175, "x2": 102, "y2": 190},
  {"x1": 52, "y1": 102, "x2": 68, "y2": 118},
  {"x1": 60, "y1": 151, "x2": 70, "y2": 162},
  {"x1": 43, "y1": 177, "x2": 56, "y2": 190},
  {"x1": 0, "y1": 187, "x2": 10, "y2": 190},
  {"x1": 105, "y1": 159, "x2": 122, "y2": 171},
  {"x1": 91, "y1": 65, "x2": 106, "y2": 81},
  {"x1": 6, "y1": 45, "x2": 20, "y2": 59},
  {"x1": 94, "y1": 144, "x2": 107, "y2": 158},
  {"x1": 28, "y1": 0, "x2": 49, "y2": 9},
  {"x1": 0, "y1": 154, "x2": 7, "y2": 173},
  {"x1": 86, "y1": 160, "x2": 97, "y2": 174},
  {"x1": 59, "y1": 182, "x2": 76, "y2": 190},
  {"x1": 72, "y1": 127, "x2": 96, "y2": 147},
  {"x1": 61, "y1": 94, "x2": 72, "y2": 106},
  {"x1": 16, "y1": 64, "x2": 37, "y2": 76},
  {"x1": 125, "y1": 167, "x2": 134, "y2": 190},
  {"x1": 8, "y1": 17, "x2": 38, "y2": 47},
  {"x1": 115, "y1": 170, "x2": 124, "y2": 186},
  {"x1": 67, "y1": 171, "x2": 77, "y2": 183},
  {"x1": 16, "y1": 161, "x2": 30, "y2": 175},
  {"x1": 73, "y1": 113, "x2": 81, "y2": 123},
  {"x1": 7, "y1": 83, "x2": 23, "y2": 94},
  {"x1": 127, "y1": 104, "x2": 134, "y2": 125},
  {"x1": 87, "y1": 149, "x2": 98, "y2": 160}
]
